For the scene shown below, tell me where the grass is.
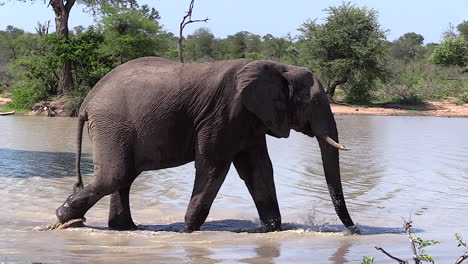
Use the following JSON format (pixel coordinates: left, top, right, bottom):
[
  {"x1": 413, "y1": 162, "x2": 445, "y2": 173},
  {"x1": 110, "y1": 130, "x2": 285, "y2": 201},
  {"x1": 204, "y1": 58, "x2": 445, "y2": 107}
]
[
  {"x1": 0, "y1": 104, "x2": 29, "y2": 113},
  {"x1": 405, "y1": 109, "x2": 424, "y2": 114}
]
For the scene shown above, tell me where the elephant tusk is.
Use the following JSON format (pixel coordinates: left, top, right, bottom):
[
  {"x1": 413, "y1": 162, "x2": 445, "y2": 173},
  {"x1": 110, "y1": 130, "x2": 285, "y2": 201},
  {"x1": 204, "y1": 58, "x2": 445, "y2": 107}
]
[{"x1": 323, "y1": 136, "x2": 349, "y2": 151}]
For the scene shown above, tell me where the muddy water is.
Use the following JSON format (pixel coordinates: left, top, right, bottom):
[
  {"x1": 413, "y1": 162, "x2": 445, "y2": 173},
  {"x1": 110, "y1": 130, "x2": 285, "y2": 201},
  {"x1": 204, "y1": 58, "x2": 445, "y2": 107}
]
[{"x1": 0, "y1": 115, "x2": 467, "y2": 263}]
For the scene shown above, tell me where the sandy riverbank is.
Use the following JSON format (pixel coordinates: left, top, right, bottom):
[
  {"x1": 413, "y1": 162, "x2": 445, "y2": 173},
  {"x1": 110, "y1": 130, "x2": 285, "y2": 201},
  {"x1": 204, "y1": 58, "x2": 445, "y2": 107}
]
[
  {"x1": 1, "y1": 96, "x2": 467, "y2": 117},
  {"x1": 0, "y1": 97, "x2": 11, "y2": 108},
  {"x1": 331, "y1": 100, "x2": 468, "y2": 117}
]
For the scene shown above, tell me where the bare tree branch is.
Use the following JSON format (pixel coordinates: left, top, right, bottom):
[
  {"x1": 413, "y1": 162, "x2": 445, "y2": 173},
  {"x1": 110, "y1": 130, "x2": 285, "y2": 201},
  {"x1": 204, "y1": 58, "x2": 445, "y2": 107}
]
[
  {"x1": 178, "y1": 0, "x2": 209, "y2": 63},
  {"x1": 455, "y1": 253, "x2": 468, "y2": 264},
  {"x1": 374, "y1": 247, "x2": 408, "y2": 264},
  {"x1": 402, "y1": 219, "x2": 421, "y2": 264},
  {"x1": 35, "y1": 20, "x2": 51, "y2": 36}
]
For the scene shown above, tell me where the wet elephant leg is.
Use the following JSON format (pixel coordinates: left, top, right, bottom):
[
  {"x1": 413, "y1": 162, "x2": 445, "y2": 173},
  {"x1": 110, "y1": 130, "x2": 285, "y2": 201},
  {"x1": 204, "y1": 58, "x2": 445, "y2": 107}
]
[
  {"x1": 57, "y1": 151, "x2": 132, "y2": 224},
  {"x1": 183, "y1": 156, "x2": 231, "y2": 232},
  {"x1": 108, "y1": 184, "x2": 137, "y2": 230},
  {"x1": 233, "y1": 137, "x2": 281, "y2": 232},
  {"x1": 56, "y1": 178, "x2": 116, "y2": 223}
]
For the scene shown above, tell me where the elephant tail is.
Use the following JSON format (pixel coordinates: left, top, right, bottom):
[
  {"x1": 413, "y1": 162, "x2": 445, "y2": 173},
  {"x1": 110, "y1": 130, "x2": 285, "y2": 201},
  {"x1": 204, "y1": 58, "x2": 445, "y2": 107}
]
[{"x1": 73, "y1": 112, "x2": 87, "y2": 193}]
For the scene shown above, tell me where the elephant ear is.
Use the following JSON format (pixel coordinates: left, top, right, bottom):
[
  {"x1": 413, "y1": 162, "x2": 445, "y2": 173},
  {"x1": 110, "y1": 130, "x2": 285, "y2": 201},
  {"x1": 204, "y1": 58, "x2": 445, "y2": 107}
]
[{"x1": 236, "y1": 61, "x2": 291, "y2": 138}]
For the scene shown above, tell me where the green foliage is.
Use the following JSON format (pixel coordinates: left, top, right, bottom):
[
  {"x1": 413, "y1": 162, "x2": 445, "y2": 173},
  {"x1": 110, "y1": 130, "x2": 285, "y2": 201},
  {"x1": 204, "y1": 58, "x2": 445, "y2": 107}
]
[
  {"x1": 98, "y1": 4, "x2": 162, "y2": 64},
  {"x1": 8, "y1": 81, "x2": 46, "y2": 109},
  {"x1": 391, "y1": 32, "x2": 425, "y2": 61},
  {"x1": 412, "y1": 235, "x2": 441, "y2": 263},
  {"x1": 429, "y1": 35, "x2": 468, "y2": 68},
  {"x1": 378, "y1": 59, "x2": 467, "y2": 103},
  {"x1": 298, "y1": 2, "x2": 390, "y2": 104},
  {"x1": 457, "y1": 21, "x2": 468, "y2": 38},
  {"x1": 5, "y1": 27, "x2": 114, "y2": 111},
  {"x1": 360, "y1": 256, "x2": 374, "y2": 264},
  {"x1": 185, "y1": 27, "x2": 215, "y2": 61},
  {"x1": 455, "y1": 233, "x2": 467, "y2": 248},
  {"x1": 245, "y1": 52, "x2": 263, "y2": 60},
  {"x1": 225, "y1": 31, "x2": 249, "y2": 58},
  {"x1": 9, "y1": 33, "x2": 59, "y2": 96},
  {"x1": 0, "y1": 26, "x2": 26, "y2": 90},
  {"x1": 2, "y1": 2, "x2": 467, "y2": 111},
  {"x1": 261, "y1": 34, "x2": 292, "y2": 61},
  {"x1": 53, "y1": 28, "x2": 113, "y2": 114},
  {"x1": 64, "y1": 90, "x2": 88, "y2": 116}
]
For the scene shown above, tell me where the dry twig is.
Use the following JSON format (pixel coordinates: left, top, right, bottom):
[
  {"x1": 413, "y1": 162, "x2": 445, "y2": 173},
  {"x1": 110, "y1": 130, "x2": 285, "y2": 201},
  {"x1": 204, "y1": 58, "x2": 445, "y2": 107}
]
[
  {"x1": 178, "y1": 0, "x2": 209, "y2": 63},
  {"x1": 374, "y1": 247, "x2": 408, "y2": 263},
  {"x1": 402, "y1": 219, "x2": 421, "y2": 264}
]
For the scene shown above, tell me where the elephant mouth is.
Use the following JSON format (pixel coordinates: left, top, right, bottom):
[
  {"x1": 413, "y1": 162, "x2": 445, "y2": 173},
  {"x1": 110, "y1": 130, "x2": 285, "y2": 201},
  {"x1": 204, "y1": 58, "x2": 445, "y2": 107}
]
[{"x1": 321, "y1": 136, "x2": 349, "y2": 151}]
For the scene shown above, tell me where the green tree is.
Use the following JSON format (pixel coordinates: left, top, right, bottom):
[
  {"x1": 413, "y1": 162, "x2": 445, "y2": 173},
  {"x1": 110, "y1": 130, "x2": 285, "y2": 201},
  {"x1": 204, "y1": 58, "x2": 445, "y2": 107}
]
[
  {"x1": 429, "y1": 35, "x2": 468, "y2": 68},
  {"x1": 457, "y1": 20, "x2": 468, "y2": 38},
  {"x1": 8, "y1": 33, "x2": 55, "y2": 108},
  {"x1": 391, "y1": 32, "x2": 425, "y2": 61},
  {"x1": 262, "y1": 34, "x2": 292, "y2": 61},
  {"x1": 0, "y1": 26, "x2": 25, "y2": 89},
  {"x1": 98, "y1": 4, "x2": 162, "y2": 64},
  {"x1": 245, "y1": 33, "x2": 262, "y2": 54},
  {"x1": 6, "y1": 26, "x2": 114, "y2": 110},
  {"x1": 224, "y1": 31, "x2": 249, "y2": 58},
  {"x1": 157, "y1": 30, "x2": 179, "y2": 60},
  {"x1": 185, "y1": 27, "x2": 215, "y2": 61},
  {"x1": 298, "y1": 2, "x2": 390, "y2": 103}
]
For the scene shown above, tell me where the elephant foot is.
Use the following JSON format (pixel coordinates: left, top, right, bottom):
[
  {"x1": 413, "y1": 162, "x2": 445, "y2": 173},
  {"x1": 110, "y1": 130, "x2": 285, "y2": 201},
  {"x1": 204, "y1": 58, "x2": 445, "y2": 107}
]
[
  {"x1": 344, "y1": 224, "x2": 361, "y2": 235},
  {"x1": 263, "y1": 217, "x2": 282, "y2": 232},
  {"x1": 108, "y1": 216, "x2": 137, "y2": 231},
  {"x1": 183, "y1": 223, "x2": 201, "y2": 233},
  {"x1": 56, "y1": 194, "x2": 86, "y2": 224}
]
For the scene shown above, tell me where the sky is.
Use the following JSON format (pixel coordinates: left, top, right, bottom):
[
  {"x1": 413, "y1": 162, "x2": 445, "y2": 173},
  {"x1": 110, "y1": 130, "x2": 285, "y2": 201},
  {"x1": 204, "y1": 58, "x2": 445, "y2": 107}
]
[{"x1": 0, "y1": 0, "x2": 467, "y2": 44}]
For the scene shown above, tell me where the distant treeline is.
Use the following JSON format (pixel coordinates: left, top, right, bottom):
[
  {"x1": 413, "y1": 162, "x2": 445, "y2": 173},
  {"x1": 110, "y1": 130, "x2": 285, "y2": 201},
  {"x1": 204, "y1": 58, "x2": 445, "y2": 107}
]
[{"x1": 0, "y1": 2, "x2": 466, "y2": 115}]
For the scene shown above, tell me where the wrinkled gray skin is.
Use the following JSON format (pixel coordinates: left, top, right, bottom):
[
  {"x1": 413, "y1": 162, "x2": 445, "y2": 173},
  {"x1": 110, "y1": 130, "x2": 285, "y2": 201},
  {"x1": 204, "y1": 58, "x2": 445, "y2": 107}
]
[{"x1": 56, "y1": 57, "x2": 359, "y2": 234}]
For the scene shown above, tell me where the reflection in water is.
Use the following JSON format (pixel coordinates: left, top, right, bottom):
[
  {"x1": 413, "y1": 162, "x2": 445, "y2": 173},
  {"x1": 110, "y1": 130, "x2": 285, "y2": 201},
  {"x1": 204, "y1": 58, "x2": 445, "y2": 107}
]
[
  {"x1": 329, "y1": 240, "x2": 352, "y2": 264},
  {"x1": 185, "y1": 246, "x2": 218, "y2": 264},
  {"x1": 240, "y1": 243, "x2": 281, "y2": 264},
  {"x1": 1, "y1": 115, "x2": 468, "y2": 263},
  {"x1": 0, "y1": 148, "x2": 93, "y2": 178}
]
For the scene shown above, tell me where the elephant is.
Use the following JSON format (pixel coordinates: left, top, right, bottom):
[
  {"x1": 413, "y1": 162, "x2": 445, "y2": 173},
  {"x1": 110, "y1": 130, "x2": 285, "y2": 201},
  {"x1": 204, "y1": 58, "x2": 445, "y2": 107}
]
[{"x1": 56, "y1": 57, "x2": 359, "y2": 234}]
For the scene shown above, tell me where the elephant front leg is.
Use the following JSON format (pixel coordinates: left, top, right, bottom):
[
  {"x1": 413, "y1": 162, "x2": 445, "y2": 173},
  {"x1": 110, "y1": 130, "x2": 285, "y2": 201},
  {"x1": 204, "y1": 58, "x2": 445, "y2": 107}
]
[
  {"x1": 233, "y1": 138, "x2": 282, "y2": 232},
  {"x1": 109, "y1": 186, "x2": 137, "y2": 230},
  {"x1": 184, "y1": 156, "x2": 231, "y2": 233}
]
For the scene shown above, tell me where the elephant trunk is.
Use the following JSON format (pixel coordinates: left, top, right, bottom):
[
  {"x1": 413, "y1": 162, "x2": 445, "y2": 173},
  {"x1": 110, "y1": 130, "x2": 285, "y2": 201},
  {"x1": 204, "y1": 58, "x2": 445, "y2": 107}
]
[{"x1": 317, "y1": 129, "x2": 359, "y2": 234}]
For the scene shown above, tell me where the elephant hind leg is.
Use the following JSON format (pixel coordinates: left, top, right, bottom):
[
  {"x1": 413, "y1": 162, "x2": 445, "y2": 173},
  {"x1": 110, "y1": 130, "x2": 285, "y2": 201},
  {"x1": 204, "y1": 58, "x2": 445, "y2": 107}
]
[
  {"x1": 108, "y1": 184, "x2": 138, "y2": 230},
  {"x1": 56, "y1": 158, "x2": 134, "y2": 225}
]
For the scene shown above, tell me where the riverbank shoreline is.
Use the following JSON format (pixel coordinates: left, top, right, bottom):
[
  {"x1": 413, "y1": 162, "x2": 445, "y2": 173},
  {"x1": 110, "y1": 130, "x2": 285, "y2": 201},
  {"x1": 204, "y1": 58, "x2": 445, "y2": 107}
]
[
  {"x1": 331, "y1": 100, "x2": 468, "y2": 118},
  {"x1": 1, "y1": 96, "x2": 467, "y2": 118}
]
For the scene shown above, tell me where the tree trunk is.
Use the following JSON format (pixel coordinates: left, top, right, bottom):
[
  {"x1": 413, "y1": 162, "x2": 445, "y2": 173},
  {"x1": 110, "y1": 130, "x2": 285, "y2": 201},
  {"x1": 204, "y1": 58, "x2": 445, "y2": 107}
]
[
  {"x1": 51, "y1": 0, "x2": 75, "y2": 95},
  {"x1": 326, "y1": 79, "x2": 347, "y2": 100}
]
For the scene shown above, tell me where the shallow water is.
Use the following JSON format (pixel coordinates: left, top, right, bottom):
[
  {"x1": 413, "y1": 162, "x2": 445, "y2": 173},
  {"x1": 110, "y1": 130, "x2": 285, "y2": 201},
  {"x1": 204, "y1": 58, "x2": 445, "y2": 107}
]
[{"x1": 0, "y1": 115, "x2": 467, "y2": 263}]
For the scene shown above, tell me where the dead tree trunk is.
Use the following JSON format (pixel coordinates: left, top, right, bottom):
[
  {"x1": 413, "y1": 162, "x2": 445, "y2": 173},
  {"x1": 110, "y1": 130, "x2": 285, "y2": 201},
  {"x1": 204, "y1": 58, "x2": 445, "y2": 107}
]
[
  {"x1": 35, "y1": 21, "x2": 50, "y2": 36},
  {"x1": 50, "y1": 0, "x2": 75, "y2": 95},
  {"x1": 178, "y1": 0, "x2": 208, "y2": 63},
  {"x1": 326, "y1": 79, "x2": 347, "y2": 100}
]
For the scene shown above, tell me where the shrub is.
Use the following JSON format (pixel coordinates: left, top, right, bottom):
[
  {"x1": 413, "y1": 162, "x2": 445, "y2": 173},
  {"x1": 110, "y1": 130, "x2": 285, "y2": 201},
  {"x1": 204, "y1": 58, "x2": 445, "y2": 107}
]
[
  {"x1": 379, "y1": 59, "x2": 468, "y2": 103},
  {"x1": 64, "y1": 95, "x2": 84, "y2": 117},
  {"x1": 430, "y1": 35, "x2": 468, "y2": 68},
  {"x1": 8, "y1": 81, "x2": 46, "y2": 109}
]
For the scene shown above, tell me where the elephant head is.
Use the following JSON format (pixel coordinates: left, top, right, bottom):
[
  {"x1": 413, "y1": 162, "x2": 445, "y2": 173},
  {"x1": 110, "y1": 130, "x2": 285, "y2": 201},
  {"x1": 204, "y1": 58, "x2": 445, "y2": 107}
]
[{"x1": 236, "y1": 60, "x2": 359, "y2": 234}]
